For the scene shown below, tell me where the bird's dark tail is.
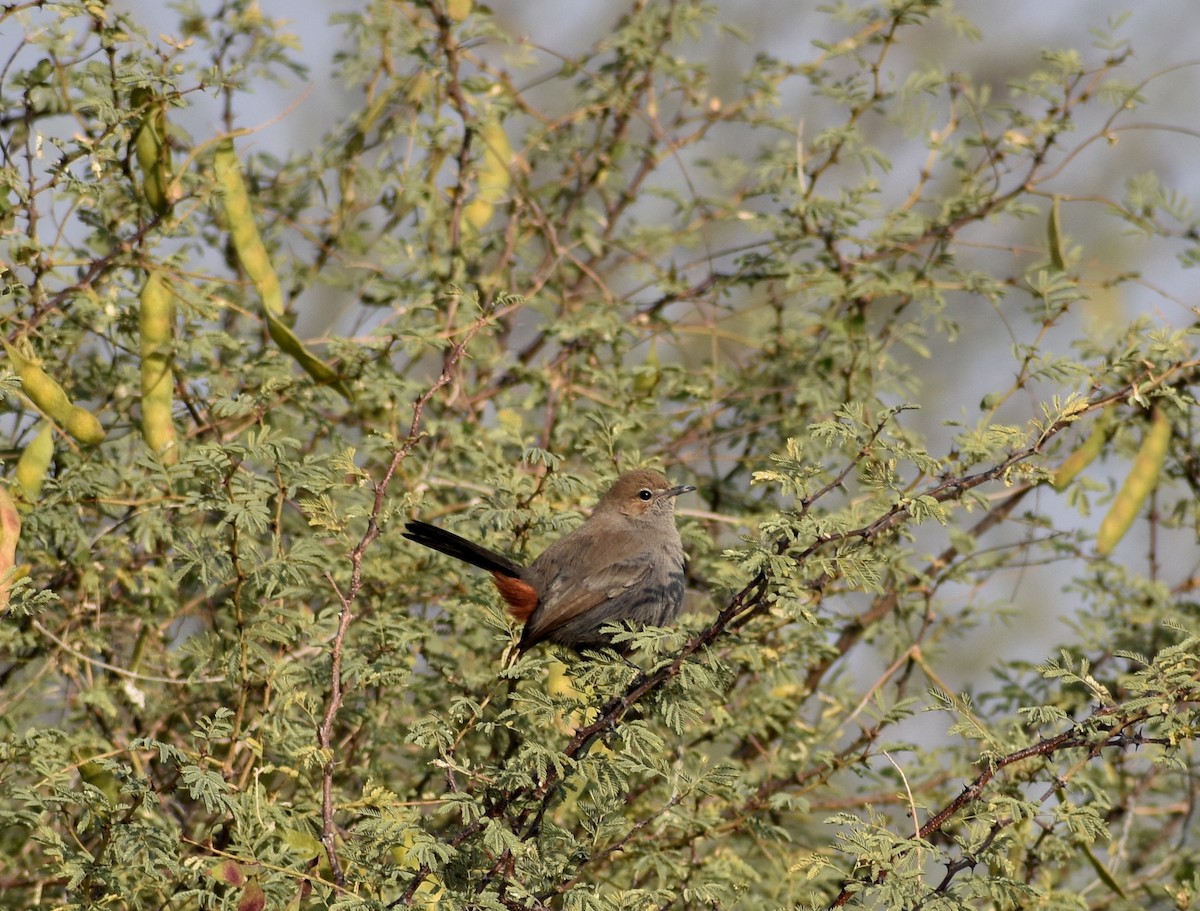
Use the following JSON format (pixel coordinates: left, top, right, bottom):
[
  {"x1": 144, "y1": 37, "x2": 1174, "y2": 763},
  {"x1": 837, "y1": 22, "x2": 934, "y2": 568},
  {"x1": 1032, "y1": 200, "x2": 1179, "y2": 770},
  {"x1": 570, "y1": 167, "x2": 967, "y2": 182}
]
[{"x1": 402, "y1": 521, "x2": 524, "y2": 579}]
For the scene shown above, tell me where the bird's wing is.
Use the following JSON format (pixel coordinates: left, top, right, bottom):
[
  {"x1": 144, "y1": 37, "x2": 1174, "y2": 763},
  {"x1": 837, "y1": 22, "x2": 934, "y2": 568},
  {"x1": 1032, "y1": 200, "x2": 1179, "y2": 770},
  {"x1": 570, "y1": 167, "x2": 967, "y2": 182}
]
[{"x1": 522, "y1": 550, "x2": 655, "y2": 643}]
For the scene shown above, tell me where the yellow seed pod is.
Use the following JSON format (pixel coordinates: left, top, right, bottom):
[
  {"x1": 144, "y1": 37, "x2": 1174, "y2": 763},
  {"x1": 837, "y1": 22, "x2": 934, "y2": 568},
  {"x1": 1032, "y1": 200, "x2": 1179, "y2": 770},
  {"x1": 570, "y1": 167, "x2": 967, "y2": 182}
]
[
  {"x1": 1051, "y1": 406, "x2": 1113, "y2": 490},
  {"x1": 2, "y1": 339, "x2": 106, "y2": 445},
  {"x1": 140, "y1": 271, "x2": 179, "y2": 464},
  {"x1": 4, "y1": 339, "x2": 72, "y2": 419},
  {"x1": 631, "y1": 342, "x2": 663, "y2": 399},
  {"x1": 78, "y1": 758, "x2": 122, "y2": 804},
  {"x1": 1096, "y1": 406, "x2": 1172, "y2": 556},
  {"x1": 15, "y1": 422, "x2": 54, "y2": 504},
  {"x1": 405, "y1": 71, "x2": 434, "y2": 106},
  {"x1": 388, "y1": 830, "x2": 445, "y2": 907},
  {"x1": 462, "y1": 121, "x2": 513, "y2": 237}
]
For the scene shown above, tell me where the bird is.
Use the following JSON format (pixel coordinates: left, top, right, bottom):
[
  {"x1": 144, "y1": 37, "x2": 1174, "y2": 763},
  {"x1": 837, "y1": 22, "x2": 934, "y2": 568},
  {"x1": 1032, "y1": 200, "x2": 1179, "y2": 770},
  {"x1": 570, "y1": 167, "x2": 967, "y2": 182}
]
[{"x1": 403, "y1": 469, "x2": 695, "y2": 651}]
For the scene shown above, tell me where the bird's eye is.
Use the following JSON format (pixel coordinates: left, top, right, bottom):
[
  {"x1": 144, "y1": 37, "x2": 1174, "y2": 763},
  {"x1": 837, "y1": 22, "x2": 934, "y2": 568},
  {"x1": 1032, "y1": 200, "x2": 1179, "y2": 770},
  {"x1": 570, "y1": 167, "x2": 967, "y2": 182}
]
[{"x1": 638, "y1": 489, "x2": 653, "y2": 501}]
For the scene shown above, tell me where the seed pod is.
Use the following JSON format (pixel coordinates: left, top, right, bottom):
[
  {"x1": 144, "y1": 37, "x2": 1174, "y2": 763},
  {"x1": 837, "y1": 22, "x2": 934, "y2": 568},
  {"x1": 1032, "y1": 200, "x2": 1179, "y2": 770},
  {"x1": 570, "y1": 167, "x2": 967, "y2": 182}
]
[
  {"x1": 1046, "y1": 195, "x2": 1066, "y2": 271},
  {"x1": 1096, "y1": 406, "x2": 1171, "y2": 556},
  {"x1": 1051, "y1": 406, "x2": 1113, "y2": 490},
  {"x1": 140, "y1": 270, "x2": 179, "y2": 464},
  {"x1": 15, "y1": 422, "x2": 53, "y2": 503},
  {"x1": 214, "y1": 141, "x2": 349, "y2": 398},
  {"x1": 2, "y1": 338, "x2": 105, "y2": 445},
  {"x1": 632, "y1": 342, "x2": 662, "y2": 399},
  {"x1": 62, "y1": 408, "x2": 106, "y2": 446},
  {"x1": 462, "y1": 120, "x2": 513, "y2": 237},
  {"x1": 131, "y1": 87, "x2": 172, "y2": 215},
  {"x1": 263, "y1": 310, "x2": 348, "y2": 393},
  {"x1": 78, "y1": 758, "x2": 122, "y2": 804},
  {"x1": 213, "y1": 139, "x2": 284, "y2": 316}
]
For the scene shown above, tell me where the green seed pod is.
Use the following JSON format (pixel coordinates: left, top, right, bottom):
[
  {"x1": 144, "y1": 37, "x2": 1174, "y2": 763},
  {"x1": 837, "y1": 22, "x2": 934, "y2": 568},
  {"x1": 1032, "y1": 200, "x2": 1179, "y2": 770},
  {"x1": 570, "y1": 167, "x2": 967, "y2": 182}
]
[
  {"x1": 2, "y1": 338, "x2": 106, "y2": 445},
  {"x1": 1046, "y1": 195, "x2": 1066, "y2": 271},
  {"x1": 1096, "y1": 406, "x2": 1171, "y2": 556},
  {"x1": 63, "y1": 407, "x2": 106, "y2": 446},
  {"x1": 139, "y1": 270, "x2": 179, "y2": 464},
  {"x1": 78, "y1": 758, "x2": 122, "y2": 804},
  {"x1": 214, "y1": 140, "x2": 350, "y2": 398},
  {"x1": 131, "y1": 87, "x2": 172, "y2": 216},
  {"x1": 15, "y1": 422, "x2": 53, "y2": 504},
  {"x1": 213, "y1": 139, "x2": 284, "y2": 316},
  {"x1": 264, "y1": 310, "x2": 348, "y2": 394}
]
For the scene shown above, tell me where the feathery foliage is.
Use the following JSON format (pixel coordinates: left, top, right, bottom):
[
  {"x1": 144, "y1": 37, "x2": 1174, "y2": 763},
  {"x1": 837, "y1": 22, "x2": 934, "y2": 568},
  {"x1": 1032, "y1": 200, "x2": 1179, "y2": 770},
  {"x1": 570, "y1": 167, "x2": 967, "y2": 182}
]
[{"x1": 1, "y1": 1, "x2": 1198, "y2": 908}]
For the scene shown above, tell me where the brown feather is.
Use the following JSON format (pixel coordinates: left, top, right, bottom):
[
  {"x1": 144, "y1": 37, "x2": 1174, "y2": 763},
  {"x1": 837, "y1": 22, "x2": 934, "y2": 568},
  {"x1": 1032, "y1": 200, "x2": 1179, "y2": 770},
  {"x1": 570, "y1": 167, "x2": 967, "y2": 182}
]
[{"x1": 491, "y1": 572, "x2": 538, "y2": 621}]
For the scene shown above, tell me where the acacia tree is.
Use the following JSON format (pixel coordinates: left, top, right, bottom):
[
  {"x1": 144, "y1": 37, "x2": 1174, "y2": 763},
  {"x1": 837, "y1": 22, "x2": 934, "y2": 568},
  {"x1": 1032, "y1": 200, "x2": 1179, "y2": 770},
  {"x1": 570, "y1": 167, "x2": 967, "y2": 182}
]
[{"x1": 1, "y1": 1, "x2": 1197, "y2": 908}]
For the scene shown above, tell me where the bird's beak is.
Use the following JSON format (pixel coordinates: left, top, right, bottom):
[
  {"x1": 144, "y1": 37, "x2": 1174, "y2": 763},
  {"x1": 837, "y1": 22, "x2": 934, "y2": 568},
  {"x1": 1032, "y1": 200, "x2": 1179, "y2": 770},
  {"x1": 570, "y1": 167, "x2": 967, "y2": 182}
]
[{"x1": 665, "y1": 484, "x2": 696, "y2": 499}]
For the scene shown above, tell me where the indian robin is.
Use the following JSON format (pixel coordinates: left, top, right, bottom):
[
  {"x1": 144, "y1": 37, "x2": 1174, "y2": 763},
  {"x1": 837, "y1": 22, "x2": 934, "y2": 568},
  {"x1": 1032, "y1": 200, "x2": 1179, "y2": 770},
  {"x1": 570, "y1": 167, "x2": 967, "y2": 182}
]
[{"x1": 404, "y1": 469, "x2": 694, "y2": 650}]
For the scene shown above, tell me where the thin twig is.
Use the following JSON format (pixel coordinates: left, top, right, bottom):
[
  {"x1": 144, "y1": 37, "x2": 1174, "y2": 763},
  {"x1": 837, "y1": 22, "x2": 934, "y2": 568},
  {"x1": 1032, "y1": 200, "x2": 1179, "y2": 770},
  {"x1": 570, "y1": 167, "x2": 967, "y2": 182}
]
[
  {"x1": 825, "y1": 708, "x2": 1170, "y2": 908},
  {"x1": 32, "y1": 619, "x2": 226, "y2": 685},
  {"x1": 317, "y1": 306, "x2": 497, "y2": 887},
  {"x1": 392, "y1": 358, "x2": 1199, "y2": 905}
]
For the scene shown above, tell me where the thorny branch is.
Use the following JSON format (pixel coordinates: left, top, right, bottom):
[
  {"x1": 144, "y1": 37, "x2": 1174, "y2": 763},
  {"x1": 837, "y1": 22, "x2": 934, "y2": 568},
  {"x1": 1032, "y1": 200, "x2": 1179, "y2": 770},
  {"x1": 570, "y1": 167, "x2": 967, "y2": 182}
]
[
  {"x1": 389, "y1": 358, "x2": 1200, "y2": 905},
  {"x1": 317, "y1": 310, "x2": 496, "y2": 887},
  {"x1": 826, "y1": 710, "x2": 1173, "y2": 909}
]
